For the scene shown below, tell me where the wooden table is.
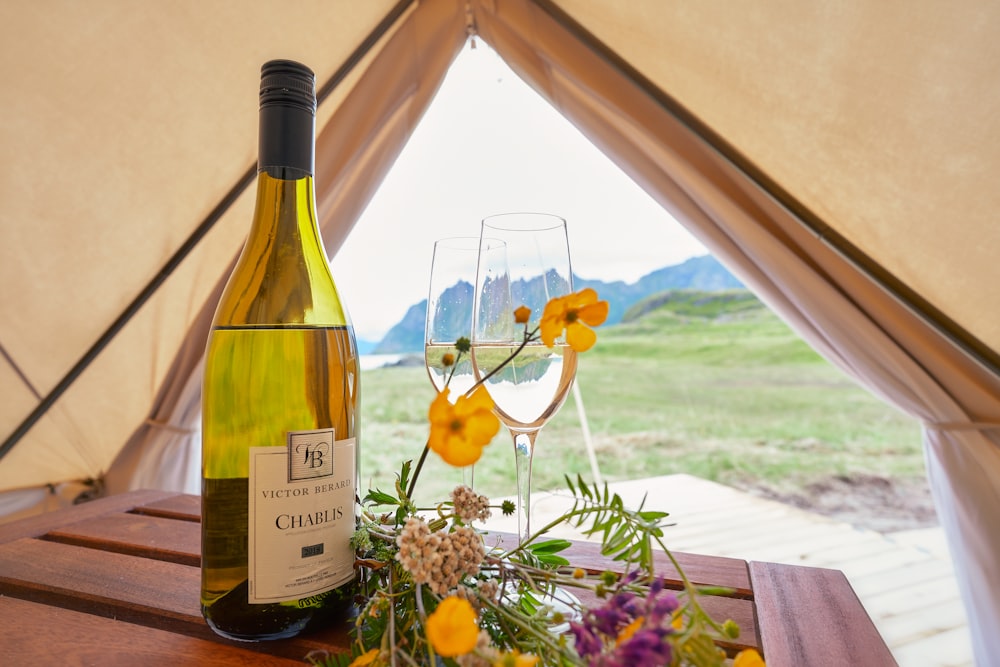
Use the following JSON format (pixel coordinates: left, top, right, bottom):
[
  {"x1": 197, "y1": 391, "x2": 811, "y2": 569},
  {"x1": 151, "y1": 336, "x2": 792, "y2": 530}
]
[{"x1": 0, "y1": 490, "x2": 896, "y2": 665}]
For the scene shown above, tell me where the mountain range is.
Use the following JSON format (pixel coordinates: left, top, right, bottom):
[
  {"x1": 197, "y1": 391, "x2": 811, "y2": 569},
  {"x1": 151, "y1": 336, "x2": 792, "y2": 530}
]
[{"x1": 365, "y1": 254, "x2": 742, "y2": 354}]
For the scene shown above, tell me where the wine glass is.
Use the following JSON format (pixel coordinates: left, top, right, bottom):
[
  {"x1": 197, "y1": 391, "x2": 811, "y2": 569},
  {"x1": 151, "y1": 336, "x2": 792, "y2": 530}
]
[
  {"x1": 471, "y1": 213, "x2": 577, "y2": 543},
  {"x1": 424, "y1": 236, "x2": 505, "y2": 488}
]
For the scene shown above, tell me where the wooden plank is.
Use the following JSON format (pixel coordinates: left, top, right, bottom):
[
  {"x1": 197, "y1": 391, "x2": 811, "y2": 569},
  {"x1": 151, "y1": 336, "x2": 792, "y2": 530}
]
[
  {"x1": 0, "y1": 595, "x2": 306, "y2": 666},
  {"x1": 136, "y1": 492, "x2": 201, "y2": 521},
  {"x1": 749, "y1": 561, "x2": 897, "y2": 667},
  {"x1": 0, "y1": 489, "x2": 177, "y2": 544},
  {"x1": 44, "y1": 512, "x2": 200, "y2": 566},
  {"x1": 486, "y1": 530, "x2": 753, "y2": 597},
  {"x1": 0, "y1": 537, "x2": 352, "y2": 660}
]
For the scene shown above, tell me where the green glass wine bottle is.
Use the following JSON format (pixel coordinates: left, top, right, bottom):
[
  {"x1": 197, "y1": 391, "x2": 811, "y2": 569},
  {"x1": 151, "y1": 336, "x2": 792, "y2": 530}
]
[{"x1": 200, "y1": 59, "x2": 359, "y2": 641}]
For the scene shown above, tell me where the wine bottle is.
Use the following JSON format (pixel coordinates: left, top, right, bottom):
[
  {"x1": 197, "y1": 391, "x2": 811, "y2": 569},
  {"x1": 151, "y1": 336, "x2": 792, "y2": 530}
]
[{"x1": 200, "y1": 59, "x2": 359, "y2": 641}]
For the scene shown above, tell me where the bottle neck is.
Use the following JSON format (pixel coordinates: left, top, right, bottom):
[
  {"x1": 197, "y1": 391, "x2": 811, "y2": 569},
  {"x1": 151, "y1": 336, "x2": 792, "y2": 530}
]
[{"x1": 258, "y1": 103, "x2": 315, "y2": 179}]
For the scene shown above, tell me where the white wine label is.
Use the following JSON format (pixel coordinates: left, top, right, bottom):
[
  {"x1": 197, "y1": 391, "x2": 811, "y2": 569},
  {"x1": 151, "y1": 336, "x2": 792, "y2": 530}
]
[{"x1": 247, "y1": 432, "x2": 356, "y2": 604}]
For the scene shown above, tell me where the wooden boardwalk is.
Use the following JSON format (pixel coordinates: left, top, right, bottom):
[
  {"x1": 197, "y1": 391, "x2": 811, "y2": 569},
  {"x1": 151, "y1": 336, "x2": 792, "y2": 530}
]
[{"x1": 482, "y1": 474, "x2": 973, "y2": 667}]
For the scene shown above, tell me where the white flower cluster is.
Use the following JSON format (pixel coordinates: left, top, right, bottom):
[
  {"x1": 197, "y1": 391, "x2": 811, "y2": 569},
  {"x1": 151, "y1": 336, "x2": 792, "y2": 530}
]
[
  {"x1": 395, "y1": 516, "x2": 485, "y2": 595},
  {"x1": 454, "y1": 578, "x2": 500, "y2": 609},
  {"x1": 451, "y1": 484, "x2": 492, "y2": 523}
]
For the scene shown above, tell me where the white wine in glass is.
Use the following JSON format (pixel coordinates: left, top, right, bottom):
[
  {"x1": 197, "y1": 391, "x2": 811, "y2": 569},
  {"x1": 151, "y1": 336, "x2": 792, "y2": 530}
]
[
  {"x1": 425, "y1": 236, "x2": 504, "y2": 488},
  {"x1": 471, "y1": 213, "x2": 576, "y2": 543}
]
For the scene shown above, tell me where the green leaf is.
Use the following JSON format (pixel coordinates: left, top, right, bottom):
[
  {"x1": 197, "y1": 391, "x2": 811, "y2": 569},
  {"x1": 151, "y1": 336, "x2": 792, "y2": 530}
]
[
  {"x1": 394, "y1": 505, "x2": 409, "y2": 525},
  {"x1": 637, "y1": 509, "x2": 670, "y2": 522},
  {"x1": 362, "y1": 489, "x2": 399, "y2": 506},
  {"x1": 397, "y1": 459, "x2": 412, "y2": 494},
  {"x1": 534, "y1": 552, "x2": 571, "y2": 567},
  {"x1": 564, "y1": 474, "x2": 577, "y2": 496},
  {"x1": 528, "y1": 539, "x2": 572, "y2": 554}
]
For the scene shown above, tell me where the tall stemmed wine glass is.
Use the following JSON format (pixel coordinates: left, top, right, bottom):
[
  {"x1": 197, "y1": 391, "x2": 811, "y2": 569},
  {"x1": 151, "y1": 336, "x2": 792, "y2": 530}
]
[
  {"x1": 424, "y1": 237, "x2": 504, "y2": 488},
  {"x1": 471, "y1": 213, "x2": 577, "y2": 543}
]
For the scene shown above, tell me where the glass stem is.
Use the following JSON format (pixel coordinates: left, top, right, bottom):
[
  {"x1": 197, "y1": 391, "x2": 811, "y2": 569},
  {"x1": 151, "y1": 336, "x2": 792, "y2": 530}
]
[{"x1": 513, "y1": 431, "x2": 537, "y2": 543}]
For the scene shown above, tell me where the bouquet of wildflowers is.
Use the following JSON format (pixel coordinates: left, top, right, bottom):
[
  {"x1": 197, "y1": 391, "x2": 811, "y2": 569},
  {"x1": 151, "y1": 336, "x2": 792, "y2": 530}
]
[{"x1": 311, "y1": 289, "x2": 765, "y2": 667}]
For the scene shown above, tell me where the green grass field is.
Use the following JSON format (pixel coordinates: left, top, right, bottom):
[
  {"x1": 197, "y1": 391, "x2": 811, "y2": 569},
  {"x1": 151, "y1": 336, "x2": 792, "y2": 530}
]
[{"x1": 358, "y1": 291, "x2": 924, "y2": 513}]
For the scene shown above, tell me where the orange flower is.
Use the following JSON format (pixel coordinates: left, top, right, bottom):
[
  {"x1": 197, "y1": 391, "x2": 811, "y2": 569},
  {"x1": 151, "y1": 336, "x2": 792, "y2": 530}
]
[
  {"x1": 428, "y1": 387, "x2": 500, "y2": 467},
  {"x1": 348, "y1": 648, "x2": 380, "y2": 667},
  {"x1": 539, "y1": 288, "x2": 609, "y2": 351},
  {"x1": 733, "y1": 648, "x2": 766, "y2": 667},
  {"x1": 514, "y1": 305, "x2": 532, "y2": 324},
  {"x1": 616, "y1": 615, "x2": 644, "y2": 645},
  {"x1": 493, "y1": 649, "x2": 539, "y2": 667},
  {"x1": 426, "y1": 596, "x2": 479, "y2": 657}
]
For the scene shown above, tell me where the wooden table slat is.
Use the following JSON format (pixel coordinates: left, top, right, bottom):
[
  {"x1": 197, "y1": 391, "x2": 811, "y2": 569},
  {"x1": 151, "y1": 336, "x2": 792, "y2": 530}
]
[
  {"x1": 45, "y1": 512, "x2": 200, "y2": 566},
  {"x1": 533, "y1": 535, "x2": 753, "y2": 597},
  {"x1": 135, "y1": 492, "x2": 201, "y2": 521},
  {"x1": 0, "y1": 489, "x2": 177, "y2": 544},
  {"x1": 0, "y1": 537, "x2": 352, "y2": 661},
  {"x1": 0, "y1": 595, "x2": 306, "y2": 666},
  {"x1": 749, "y1": 561, "x2": 898, "y2": 666}
]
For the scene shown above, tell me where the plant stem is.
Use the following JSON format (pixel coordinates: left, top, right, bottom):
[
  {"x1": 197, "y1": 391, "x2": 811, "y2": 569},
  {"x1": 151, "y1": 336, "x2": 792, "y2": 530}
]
[
  {"x1": 406, "y1": 441, "x2": 431, "y2": 499},
  {"x1": 465, "y1": 326, "x2": 539, "y2": 395}
]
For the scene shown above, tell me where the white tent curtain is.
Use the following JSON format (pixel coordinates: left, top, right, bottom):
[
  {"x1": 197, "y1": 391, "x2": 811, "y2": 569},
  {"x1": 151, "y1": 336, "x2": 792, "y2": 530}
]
[{"x1": 86, "y1": 0, "x2": 998, "y2": 660}]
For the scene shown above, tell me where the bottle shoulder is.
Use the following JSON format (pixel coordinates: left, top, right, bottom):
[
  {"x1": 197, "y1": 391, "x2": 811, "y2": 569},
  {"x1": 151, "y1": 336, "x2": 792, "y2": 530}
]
[{"x1": 212, "y1": 174, "x2": 351, "y2": 328}]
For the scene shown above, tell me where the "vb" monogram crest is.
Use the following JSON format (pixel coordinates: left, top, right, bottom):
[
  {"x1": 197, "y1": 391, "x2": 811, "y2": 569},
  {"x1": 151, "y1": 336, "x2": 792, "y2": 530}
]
[{"x1": 287, "y1": 428, "x2": 335, "y2": 481}]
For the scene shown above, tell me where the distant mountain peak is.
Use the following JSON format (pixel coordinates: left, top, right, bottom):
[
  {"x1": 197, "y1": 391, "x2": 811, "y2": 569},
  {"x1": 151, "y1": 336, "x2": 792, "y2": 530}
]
[{"x1": 373, "y1": 254, "x2": 741, "y2": 354}]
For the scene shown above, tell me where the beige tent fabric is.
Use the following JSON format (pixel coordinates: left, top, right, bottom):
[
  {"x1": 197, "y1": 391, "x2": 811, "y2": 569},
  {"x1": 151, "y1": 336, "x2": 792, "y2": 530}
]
[
  {"x1": 473, "y1": 0, "x2": 1000, "y2": 660},
  {"x1": 0, "y1": 0, "x2": 411, "y2": 495}
]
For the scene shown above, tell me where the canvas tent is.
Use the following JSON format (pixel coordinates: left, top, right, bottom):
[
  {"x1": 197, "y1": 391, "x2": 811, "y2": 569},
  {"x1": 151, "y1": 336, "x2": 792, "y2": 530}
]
[{"x1": 2, "y1": 0, "x2": 998, "y2": 660}]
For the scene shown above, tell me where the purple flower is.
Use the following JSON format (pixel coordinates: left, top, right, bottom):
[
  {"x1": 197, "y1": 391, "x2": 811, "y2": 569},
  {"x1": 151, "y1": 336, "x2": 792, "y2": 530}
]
[
  {"x1": 570, "y1": 620, "x2": 603, "y2": 658},
  {"x1": 612, "y1": 627, "x2": 673, "y2": 666},
  {"x1": 575, "y1": 574, "x2": 682, "y2": 666}
]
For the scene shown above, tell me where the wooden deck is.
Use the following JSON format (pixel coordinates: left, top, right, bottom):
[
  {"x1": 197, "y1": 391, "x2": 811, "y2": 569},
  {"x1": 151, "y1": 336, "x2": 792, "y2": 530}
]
[{"x1": 482, "y1": 474, "x2": 973, "y2": 667}]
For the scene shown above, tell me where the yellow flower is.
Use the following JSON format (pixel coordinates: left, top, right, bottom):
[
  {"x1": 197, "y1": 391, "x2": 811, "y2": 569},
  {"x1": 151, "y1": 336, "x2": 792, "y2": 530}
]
[
  {"x1": 539, "y1": 288, "x2": 609, "y2": 352},
  {"x1": 616, "y1": 615, "x2": 644, "y2": 645},
  {"x1": 494, "y1": 649, "x2": 539, "y2": 667},
  {"x1": 733, "y1": 648, "x2": 766, "y2": 667},
  {"x1": 428, "y1": 387, "x2": 500, "y2": 467},
  {"x1": 441, "y1": 352, "x2": 455, "y2": 367},
  {"x1": 426, "y1": 596, "x2": 479, "y2": 657},
  {"x1": 514, "y1": 305, "x2": 531, "y2": 324},
  {"x1": 348, "y1": 648, "x2": 380, "y2": 667}
]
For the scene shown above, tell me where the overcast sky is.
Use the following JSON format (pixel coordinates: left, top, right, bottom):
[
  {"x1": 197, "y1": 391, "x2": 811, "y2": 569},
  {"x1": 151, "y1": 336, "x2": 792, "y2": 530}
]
[{"x1": 330, "y1": 40, "x2": 707, "y2": 342}]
